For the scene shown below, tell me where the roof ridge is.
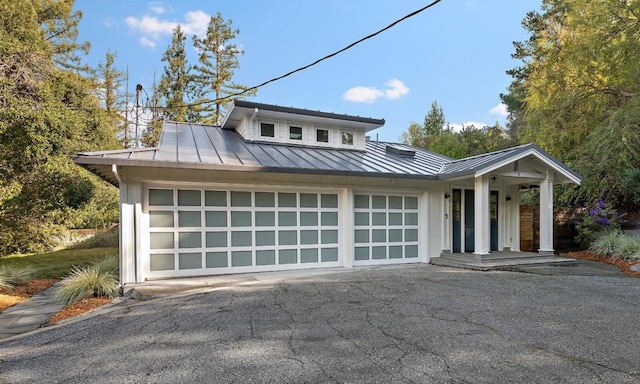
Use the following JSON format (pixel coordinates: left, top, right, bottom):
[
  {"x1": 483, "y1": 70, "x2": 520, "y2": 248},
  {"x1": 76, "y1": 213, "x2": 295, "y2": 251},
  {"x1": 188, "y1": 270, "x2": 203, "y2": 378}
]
[{"x1": 443, "y1": 143, "x2": 532, "y2": 165}]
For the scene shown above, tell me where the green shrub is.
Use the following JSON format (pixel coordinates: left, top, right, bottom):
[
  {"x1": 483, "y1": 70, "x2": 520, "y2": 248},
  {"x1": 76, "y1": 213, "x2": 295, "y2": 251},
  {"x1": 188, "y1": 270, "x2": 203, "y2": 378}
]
[
  {"x1": 0, "y1": 265, "x2": 35, "y2": 290},
  {"x1": 575, "y1": 199, "x2": 621, "y2": 247},
  {"x1": 613, "y1": 235, "x2": 640, "y2": 260},
  {"x1": 95, "y1": 254, "x2": 119, "y2": 274},
  {"x1": 589, "y1": 230, "x2": 621, "y2": 256},
  {"x1": 54, "y1": 264, "x2": 118, "y2": 305}
]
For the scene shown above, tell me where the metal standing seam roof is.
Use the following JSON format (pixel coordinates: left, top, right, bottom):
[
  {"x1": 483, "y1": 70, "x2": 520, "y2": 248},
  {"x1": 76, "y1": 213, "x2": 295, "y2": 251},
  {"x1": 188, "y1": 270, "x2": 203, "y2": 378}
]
[{"x1": 74, "y1": 122, "x2": 581, "y2": 186}]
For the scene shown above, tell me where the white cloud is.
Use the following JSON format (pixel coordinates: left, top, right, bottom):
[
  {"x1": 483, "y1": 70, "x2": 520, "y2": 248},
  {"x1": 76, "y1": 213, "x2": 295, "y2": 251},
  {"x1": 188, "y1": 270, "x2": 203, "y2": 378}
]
[
  {"x1": 449, "y1": 121, "x2": 488, "y2": 133},
  {"x1": 489, "y1": 102, "x2": 508, "y2": 118},
  {"x1": 139, "y1": 36, "x2": 157, "y2": 48},
  {"x1": 125, "y1": 10, "x2": 210, "y2": 47},
  {"x1": 343, "y1": 79, "x2": 409, "y2": 103},
  {"x1": 103, "y1": 17, "x2": 114, "y2": 28}
]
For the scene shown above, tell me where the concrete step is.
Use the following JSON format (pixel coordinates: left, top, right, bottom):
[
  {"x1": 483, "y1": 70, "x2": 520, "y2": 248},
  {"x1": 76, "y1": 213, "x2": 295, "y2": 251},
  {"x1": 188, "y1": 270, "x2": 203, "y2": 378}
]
[{"x1": 432, "y1": 254, "x2": 577, "y2": 271}]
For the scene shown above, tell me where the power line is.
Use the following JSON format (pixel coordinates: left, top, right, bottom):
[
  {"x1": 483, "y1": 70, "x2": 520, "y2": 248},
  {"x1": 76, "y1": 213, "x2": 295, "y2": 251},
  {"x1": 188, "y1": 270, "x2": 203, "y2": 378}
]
[{"x1": 172, "y1": 0, "x2": 443, "y2": 109}]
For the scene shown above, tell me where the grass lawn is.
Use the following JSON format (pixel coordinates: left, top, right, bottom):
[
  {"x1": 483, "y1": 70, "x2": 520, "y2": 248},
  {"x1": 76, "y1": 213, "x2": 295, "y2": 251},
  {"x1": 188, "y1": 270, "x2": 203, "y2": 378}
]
[{"x1": 0, "y1": 248, "x2": 118, "y2": 280}]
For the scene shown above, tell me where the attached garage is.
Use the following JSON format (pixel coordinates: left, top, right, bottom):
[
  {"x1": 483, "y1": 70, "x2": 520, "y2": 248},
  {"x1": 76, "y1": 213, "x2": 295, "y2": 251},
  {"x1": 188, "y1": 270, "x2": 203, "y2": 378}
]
[{"x1": 144, "y1": 187, "x2": 342, "y2": 278}]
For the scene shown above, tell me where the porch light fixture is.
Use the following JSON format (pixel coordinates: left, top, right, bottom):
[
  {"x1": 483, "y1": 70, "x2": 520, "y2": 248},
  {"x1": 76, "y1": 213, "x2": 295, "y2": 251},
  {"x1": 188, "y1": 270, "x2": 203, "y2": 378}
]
[
  {"x1": 444, "y1": 192, "x2": 450, "y2": 199},
  {"x1": 506, "y1": 195, "x2": 512, "y2": 201}
]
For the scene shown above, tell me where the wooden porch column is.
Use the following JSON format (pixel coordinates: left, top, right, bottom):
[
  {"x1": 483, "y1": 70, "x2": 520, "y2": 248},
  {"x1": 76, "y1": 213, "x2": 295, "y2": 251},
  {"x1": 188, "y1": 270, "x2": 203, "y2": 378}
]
[
  {"x1": 539, "y1": 171, "x2": 554, "y2": 252},
  {"x1": 474, "y1": 175, "x2": 490, "y2": 255}
]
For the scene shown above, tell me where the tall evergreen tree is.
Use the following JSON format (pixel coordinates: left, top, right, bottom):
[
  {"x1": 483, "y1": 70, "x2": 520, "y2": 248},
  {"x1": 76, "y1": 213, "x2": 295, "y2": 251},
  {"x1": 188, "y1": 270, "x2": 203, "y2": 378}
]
[
  {"x1": 95, "y1": 50, "x2": 126, "y2": 146},
  {"x1": 192, "y1": 12, "x2": 255, "y2": 125},
  {"x1": 158, "y1": 25, "x2": 194, "y2": 122},
  {"x1": 423, "y1": 101, "x2": 447, "y2": 137}
]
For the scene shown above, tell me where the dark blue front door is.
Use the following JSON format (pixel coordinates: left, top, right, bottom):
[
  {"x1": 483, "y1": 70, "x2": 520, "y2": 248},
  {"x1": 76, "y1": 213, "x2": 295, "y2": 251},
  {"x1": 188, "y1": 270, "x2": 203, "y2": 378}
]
[
  {"x1": 490, "y1": 191, "x2": 499, "y2": 251},
  {"x1": 452, "y1": 189, "x2": 461, "y2": 253},
  {"x1": 464, "y1": 190, "x2": 474, "y2": 252}
]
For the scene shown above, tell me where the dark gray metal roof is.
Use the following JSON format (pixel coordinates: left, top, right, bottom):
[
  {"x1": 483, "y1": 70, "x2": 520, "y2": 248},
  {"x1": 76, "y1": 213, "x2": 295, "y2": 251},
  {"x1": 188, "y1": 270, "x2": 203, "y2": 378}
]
[{"x1": 74, "y1": 122, "x2": 581, "y2": 187}]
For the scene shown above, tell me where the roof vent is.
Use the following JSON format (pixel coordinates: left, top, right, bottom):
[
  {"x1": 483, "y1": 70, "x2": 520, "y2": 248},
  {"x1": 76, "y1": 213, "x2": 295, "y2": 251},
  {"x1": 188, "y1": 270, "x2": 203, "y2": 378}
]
[{"x1": 385, "y1": 144, "x2": 415, "y2": 158}]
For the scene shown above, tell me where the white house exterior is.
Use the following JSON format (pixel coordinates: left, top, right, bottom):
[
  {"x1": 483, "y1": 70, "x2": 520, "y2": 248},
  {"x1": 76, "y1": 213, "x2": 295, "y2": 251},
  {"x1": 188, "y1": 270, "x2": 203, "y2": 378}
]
[{"x1": 74, "y1": 101, "x2": 581, "y2": 285}]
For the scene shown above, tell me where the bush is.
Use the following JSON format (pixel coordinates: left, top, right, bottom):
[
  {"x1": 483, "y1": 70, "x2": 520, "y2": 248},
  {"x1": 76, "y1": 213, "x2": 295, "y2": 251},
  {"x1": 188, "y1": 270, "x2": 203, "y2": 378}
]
[
  {"x1": 575, "y1": 199, "x2": 621, "y2": 246},
  {"x1": 54, "y1": 256, "x2": 119, "y2": 305},
  {"x1": 0, "y1": 265, "x2": 35, "y2": 290},
  {"x1": 589, "y1": 230, "x2": 621, "y2": 256},
  {"x1": 613, "y1": 235, "x2": 640, "y2": 260}
]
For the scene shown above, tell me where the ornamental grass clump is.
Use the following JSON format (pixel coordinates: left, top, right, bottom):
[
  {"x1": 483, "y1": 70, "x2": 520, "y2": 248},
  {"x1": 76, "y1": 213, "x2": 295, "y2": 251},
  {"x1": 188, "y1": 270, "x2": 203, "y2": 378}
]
[
  {"x1": 0, "y1": 265, "x2": 35, "y2": 290},
  {"x1": 589, "y1": 230, "x2": 621, "y2": 256},
  {"x1": 54, "y1": 255, "x2": 119, "y2": 305},
  {"x1": 612, "y1": 235, "x2": 640, "y2": 260}
]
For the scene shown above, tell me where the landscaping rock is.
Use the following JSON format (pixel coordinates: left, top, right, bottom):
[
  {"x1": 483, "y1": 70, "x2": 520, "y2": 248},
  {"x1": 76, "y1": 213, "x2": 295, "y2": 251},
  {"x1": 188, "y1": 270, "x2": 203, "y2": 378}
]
[{"x1": 630, "y1": 263, "x2": 640, "y2": 272}]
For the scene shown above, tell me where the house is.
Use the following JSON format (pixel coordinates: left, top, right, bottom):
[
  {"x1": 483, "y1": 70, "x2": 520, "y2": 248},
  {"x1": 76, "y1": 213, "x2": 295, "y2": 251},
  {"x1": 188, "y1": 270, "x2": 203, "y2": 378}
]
[{"x1": 74, "y1": 100, "x2": 581, "y2": 285}]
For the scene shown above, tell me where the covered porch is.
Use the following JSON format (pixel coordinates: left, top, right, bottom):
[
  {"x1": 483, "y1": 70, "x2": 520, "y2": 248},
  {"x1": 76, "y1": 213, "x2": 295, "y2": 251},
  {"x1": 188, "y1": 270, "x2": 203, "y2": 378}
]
[{"x1": 438, "y1": 144, "x2": 581, "y2": 260}]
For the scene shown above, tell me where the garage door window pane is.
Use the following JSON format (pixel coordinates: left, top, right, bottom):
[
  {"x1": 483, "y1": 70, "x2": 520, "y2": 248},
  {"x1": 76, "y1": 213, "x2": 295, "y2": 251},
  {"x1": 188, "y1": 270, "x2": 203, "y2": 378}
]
[
  {"x1": 279, "y1": 249, "x2": 297, "y2": 264},
  {"x1": 354, "y1": 229, "x2": 369, "y2": 243},
  {"x1": 321, "y1": 230, "x2": 338, "y2": 244},
  {"x1": 355, "y1": 247, "x2": 369, "y2": 261},
  {"x1": 150, "y1": 253, "x2": 174, "y2": 271},
  {"x1": 178, "y1": 211, "x2": 201, "y2": 227},
  {"x1": 405, "y1": 196, "x2": 418, "y2": 209},
  {"x1": 372, "y1": 229, "x2": 386, "y2": 243},
  {"x1": 179, "y1": 232, "x2": 201, "y2": 248},
  {"x1": 150, "y1": 211, "x2": 174, "y2": 227},
  {"x1": 300, "y1": 230, "x2": 318, "y2": 244},
  {"x1": 389, "y1": 196, "x2": 403, "y2": 209},
  {"x1": 256, "y1": 231, "x2": 275, "y2": 246},
  {"x1": 279, "y1": 230, "x2": 297, "y2": 245},
  {"x1": 389, "y1": 213, "x2": 403, "y2": 226},
  {"x1": 300, "y1": 212, "x2": 318, "y2": 226},
  {"x1": 178, "y1": 190, "x2": 201, "y2": 206},
  {"x1": 205, "y1": 211, "x2": 227, "y2": 227},
  {"x1": 205, "y1": 190, "x2": 227, "y2": 206},
  {"x1": 149, "y1": 189, "x2": 173, "y2": 206},
  {"x1": 389, "y1": 246, "x2": 403, "y2": 259},
  {"x1": 405, "y1": 213, "x2": 418, "y2": 226},
  {"x1": 372, "y1": 195, "x2": 386, "y2": 209},
  {"x1": 231, "y1": 211, "x2": 252, "y2": 227},
  {"x1": 354, "y1": 195, "x2": 369, "y2": 208},
  {"x1": 372, "y1": 246, "x2": 386, "y2": 259},
  {"x1": 256, "y1": 250, "x2": 276, "y2": 265},
  {"x1": 354, "y1": 212, "x2": 369, "y2": 226},
  {"x1": 279, "y1": 212, "x2": 297, "y2": 226},
  {"x1": 300, "y1": 193, "x2": 317, "y2": 208},
  {"x1": 278, "y1": 193, "x2": 297, "y2": 207},
  {"x1": 321, "y1": 212, "x2": 338, "y2": 226},
  {"x1": 206, "y1": 232, "x2": 227, "y2": 248},
  {"x1": 405, "y1": 229, "x2": 418, "y2": 242},
  {"x1": 389, "y1": 229, "x2": 403, "y2": 243},
  {"x1": 206, "y1": 252, "x2": 228, "y2": 268},
  {"x1": 255, "y1": 211, "x2": 275, "y2": 226},
  {"x1": 150, "y1": 232, "x2": 174, "y2": 249},
  {"x1": 321, "y1": 194, "x2": 338, "y2": 208},
  {"x1": 301, "y1": 248, "x2": 318, "y2": 263},
  {"x1": 179, "y1": 253, "x2": 201, "y2": 269},
  {"x1": 231, "y1": 231, "x2": 252, "y2": 246},
  {"x1": 231, "y1": 191, "x2": 251, "y2": 207},
  {"x1": 372, "y1": 213, "x2": 386, "y2": 226},
  {"x1": 405, "y1": 245, "x2": 418, "y2": 258},
  {"x1": 255, "y1": 192, "x2": 275, "y2": 207},
  {"x1": 321, "y1": 248, "x2": 338, "y2": 262},
  {"x1": 231, "y1": 251, "x2": 252, "y2": 267}
]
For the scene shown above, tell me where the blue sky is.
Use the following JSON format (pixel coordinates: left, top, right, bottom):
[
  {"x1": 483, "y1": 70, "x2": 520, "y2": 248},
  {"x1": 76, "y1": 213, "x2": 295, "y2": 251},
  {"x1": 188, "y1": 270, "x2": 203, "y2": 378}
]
[{"x1": 73, "y1": 0, "x2": 541, "y2": 142}]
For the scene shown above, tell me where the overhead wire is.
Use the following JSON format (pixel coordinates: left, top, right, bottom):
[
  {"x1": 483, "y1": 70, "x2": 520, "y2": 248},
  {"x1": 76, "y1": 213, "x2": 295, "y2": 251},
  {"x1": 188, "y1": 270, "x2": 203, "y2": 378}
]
[{"x1": 168, "y1": 0, "x2": 444, "y2": 109}]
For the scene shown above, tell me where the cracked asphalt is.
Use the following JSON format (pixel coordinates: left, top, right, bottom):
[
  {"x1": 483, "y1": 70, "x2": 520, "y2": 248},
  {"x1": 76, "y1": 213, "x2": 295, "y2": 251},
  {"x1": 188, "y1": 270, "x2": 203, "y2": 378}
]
[{"x1": 0, "y1": 264, "x2": 639, "y2": 383}]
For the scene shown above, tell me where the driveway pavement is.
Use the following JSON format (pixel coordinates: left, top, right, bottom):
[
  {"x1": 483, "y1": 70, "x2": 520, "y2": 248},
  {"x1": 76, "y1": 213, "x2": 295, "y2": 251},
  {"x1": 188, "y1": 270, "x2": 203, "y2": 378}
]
[{"x1": 0, "y1": 265, "x2": 639, "y2": 383}]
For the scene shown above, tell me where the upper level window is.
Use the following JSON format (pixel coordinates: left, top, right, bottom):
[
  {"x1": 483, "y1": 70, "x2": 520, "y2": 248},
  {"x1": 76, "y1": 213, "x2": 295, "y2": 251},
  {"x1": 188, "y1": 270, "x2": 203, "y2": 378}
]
[
  {"x1": 316, "y1": 129, "x2": 329, "y2": 143},
  {"x1": 260, "y1": 122, "x2": 275, "y2": 138},
  {"x1": 341, "y1": 132, "x2": 353, "y2": 145},
  {"x1": 289, "y1": 126, "x2": 303, "y2": 140}
]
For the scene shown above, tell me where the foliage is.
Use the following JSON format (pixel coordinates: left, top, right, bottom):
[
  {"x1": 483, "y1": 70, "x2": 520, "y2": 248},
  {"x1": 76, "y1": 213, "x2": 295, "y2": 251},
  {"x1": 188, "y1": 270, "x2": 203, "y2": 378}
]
[
  {"x1": 423, "y1": 101, "x2": 447, "y2": 137},
  {"x1": 54, "y1": 257, "x2": 119, "y2": 305},
  {"x1": 588, "y1": 230, "x2": 620, "y2": 257},
  {"x1": 0, "y1": 265, "x2": 35, "y2": 290},
  {"x1": 503, "y1": 0, "x2": 640, "y2": 209},
  {"x1": 612, "y1": 235, "x2": 640, "y2": 261},
  {"x1": 94, "y1": 50, "x2": 126, "y2": 146},
  {"x1": 575, "y1": 200, "x2": 621, "y2": 246},
  {"x1": 192, "y1": 12, "x2": 256, "y2": 124},
  {"x1": 70, "y1": 226, "x2": 119, "y2": 250}
]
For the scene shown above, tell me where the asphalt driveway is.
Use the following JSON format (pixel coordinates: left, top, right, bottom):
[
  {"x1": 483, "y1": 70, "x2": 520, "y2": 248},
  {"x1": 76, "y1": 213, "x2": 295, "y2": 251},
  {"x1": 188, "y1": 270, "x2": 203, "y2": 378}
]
[{"x1": 1, "y1": 265, "x2": 639, "y2": 383}]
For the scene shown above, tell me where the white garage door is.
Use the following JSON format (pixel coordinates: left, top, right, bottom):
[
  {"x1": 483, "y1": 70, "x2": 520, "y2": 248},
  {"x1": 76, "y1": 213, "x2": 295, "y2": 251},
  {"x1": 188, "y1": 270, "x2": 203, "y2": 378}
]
[
  {"x1": 145, "y1": 187, "x2": 341, "y2": 278},
  {"x1": 353, "y1": 193, "x2": 420, "y2": 265}
]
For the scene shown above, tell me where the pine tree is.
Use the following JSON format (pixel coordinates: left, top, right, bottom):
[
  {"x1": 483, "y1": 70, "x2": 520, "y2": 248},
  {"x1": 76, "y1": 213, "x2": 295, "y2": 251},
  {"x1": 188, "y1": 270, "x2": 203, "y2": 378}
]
[
  {"x1": 192, "y1": 12, "x2": 255, "y2": 125},
  {"x1": 95, "y1": 50, "x2": 126, "y2": 146},
  {"x1": 158, "y1": 25, "x2": 193, "y2": 122}
]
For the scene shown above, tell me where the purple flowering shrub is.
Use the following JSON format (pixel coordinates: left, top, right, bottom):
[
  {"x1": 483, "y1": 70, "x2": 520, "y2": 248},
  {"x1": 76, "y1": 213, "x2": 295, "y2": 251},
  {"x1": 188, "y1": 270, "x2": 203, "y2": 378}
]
[{"x1": 575, "y1": 199, "x2": 621, "y2": 246}]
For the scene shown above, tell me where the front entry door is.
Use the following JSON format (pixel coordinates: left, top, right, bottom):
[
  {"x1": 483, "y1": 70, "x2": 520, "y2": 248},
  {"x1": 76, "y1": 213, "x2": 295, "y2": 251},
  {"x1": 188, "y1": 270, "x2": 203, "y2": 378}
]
[
  {"x1": 452, "y1": 189, "x2": 462, "y2": 253},
  {"x1": 464, "y1": 190, "x2": 475, "y2": 252},
  {"x1": 490, "y1": 191, "x2": 499, "y2": 251}
]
